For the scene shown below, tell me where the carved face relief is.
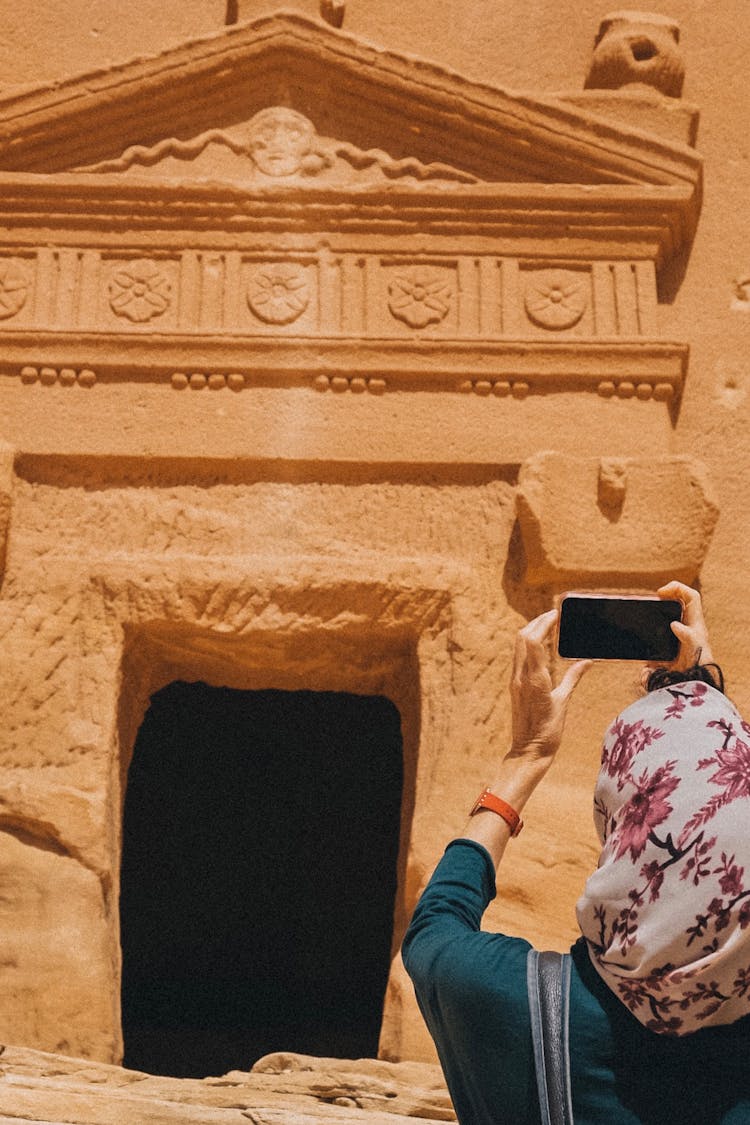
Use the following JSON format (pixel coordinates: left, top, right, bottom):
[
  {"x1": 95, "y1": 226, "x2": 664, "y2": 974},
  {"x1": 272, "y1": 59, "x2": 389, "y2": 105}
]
[{"x1": 245, "y1": 108, "x2": 316, "y2": 177}]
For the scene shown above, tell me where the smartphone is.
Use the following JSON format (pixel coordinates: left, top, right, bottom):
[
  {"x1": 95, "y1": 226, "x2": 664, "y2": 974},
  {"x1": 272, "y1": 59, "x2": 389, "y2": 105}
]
[{"x1": 557, "y1": 594, "x2": 682, "y2": 661}]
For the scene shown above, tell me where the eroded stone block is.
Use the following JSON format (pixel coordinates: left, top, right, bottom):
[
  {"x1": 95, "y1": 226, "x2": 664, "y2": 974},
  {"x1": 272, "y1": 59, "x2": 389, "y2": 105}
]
[
  {"x1": 517, "y1": 452, "x2": 719, "y2": 587},
  {"x1": 0, "y1": 830, "x2": 116, "y2": 1060}
]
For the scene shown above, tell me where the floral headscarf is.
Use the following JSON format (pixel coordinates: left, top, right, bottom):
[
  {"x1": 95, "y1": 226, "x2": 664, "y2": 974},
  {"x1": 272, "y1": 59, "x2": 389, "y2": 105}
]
[{"x1": 576, "y1": 681, "x2": 750, "y2": 1035}]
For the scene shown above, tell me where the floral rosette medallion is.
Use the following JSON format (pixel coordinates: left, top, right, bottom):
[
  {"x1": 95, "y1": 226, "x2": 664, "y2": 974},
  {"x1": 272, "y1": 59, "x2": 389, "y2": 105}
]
[
  {"x1": 108, "y1": 259, "x2": 172, "y2": 323},
  {"x1": 524, "y1": 268, "x2": 589, "y2": 330},
  {"x1": 247, "y1": 263, "x2": 310, "y2": 325},
  {"x1": 0, "y1": 258, "x2": 30, "y2": 320},
  {"x1": 388, "y1": 266, "x2": 452, "y2": 329}
]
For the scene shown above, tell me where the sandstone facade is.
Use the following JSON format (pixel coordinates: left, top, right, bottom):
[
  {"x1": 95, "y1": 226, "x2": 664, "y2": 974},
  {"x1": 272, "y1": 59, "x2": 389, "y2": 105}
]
[{"x1": 0, "y1": 0, "x2": 746, "y2": 1105}]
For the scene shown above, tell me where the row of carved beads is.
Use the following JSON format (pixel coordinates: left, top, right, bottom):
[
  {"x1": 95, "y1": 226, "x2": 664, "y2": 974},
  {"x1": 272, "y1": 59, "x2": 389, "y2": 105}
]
[
  {"x1": 171, "y1": 372, "x2": 246, "y2": 390},
  {"x1": 16, "y1": 369, "x2": 675, "y2": 399},
  {"x1": 20, "y1": 365, "x2": 96, "y2": 386},
  {"x1": 313, "y1": 375, "x2": 387, "y2": 394},
  {"x1": 598, "y1": 380, "x2": 674, "y2": 401},
  {"x1": 459, "y1": 378, "x2": 675, "y2": 400},
  {"x1": 459, "y1": 379, "x2": 530, "y2": 397}
]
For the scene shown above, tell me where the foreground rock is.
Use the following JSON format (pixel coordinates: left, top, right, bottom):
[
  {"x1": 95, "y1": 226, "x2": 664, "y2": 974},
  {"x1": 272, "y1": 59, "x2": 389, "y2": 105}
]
[{"x1": 0, "y1": 1046, "x2": 456, "y2": 1124}]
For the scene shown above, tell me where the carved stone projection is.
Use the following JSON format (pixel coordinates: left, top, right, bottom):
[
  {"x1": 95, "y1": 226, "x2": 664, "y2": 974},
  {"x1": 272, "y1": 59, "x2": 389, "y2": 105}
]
[
  {"x1": 586, "y1": 11, "x2": 685, "y2": 98},
  {"x1": 320, "y1": 0, "x2": 346, "y2": 29},
  {"x1": 517, "y1": 452, "x2": 719, "y2": 587},
  {"x1": 0, "y1": 11, "x2": 700, "y2": 410}
]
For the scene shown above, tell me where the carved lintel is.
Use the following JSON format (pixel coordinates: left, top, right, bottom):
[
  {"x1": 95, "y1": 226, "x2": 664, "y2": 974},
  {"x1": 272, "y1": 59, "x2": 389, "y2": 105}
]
[{"x1": 517, "y1": 452, "x2": 719, "y2": 587}]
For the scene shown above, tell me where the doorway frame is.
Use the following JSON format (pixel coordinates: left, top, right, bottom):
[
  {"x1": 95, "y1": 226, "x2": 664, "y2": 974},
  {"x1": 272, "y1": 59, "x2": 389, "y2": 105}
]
[{"x1": 109, "y1": 559, "x2": 463, "y2": 1064}]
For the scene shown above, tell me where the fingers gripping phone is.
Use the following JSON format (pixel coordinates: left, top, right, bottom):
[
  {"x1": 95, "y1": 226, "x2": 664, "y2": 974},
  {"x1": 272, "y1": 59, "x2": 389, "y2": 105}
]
[{"x1": 557, "y1": 594, "x2": 682, "y2": 661}]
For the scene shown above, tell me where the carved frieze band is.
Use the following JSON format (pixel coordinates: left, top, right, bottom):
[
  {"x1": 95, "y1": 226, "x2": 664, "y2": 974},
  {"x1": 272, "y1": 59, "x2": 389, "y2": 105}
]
[{"x1": 0, "y1": 248, "x2": 658, "y2": 341}]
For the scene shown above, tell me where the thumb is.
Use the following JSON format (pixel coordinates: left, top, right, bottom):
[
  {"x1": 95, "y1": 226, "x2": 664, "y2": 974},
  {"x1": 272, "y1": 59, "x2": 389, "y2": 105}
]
[{"x1": 556, "y1": 659, "x2": 592, "y2": 699}]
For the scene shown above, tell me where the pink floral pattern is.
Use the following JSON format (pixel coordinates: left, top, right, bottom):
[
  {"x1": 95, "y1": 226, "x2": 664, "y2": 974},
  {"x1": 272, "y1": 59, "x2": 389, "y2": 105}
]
[
  {"x1": 577, "y1": 681, "x2": 750, "y2": 1035},
  {"x1": 602, "y1": 718, "x2": 664, "y2": 789},
  {"x1": 664, "y1": 680, "x2": 709, "y2": 719},
  {"x1": 612, "y1": 762, "x2": 680, "y2": 861}
]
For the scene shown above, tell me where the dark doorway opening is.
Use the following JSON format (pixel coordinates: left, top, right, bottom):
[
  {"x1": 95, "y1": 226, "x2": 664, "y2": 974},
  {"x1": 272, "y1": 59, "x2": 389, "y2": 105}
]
[{"x1": 120, "y1": 683, "x2": 404, "y2": 1078}]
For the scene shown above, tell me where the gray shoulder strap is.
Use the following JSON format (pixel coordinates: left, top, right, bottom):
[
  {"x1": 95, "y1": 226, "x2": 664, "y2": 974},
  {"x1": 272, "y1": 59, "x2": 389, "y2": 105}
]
[{"x1": 526, "y1": 949, "x2": 574, "y2": 1125}]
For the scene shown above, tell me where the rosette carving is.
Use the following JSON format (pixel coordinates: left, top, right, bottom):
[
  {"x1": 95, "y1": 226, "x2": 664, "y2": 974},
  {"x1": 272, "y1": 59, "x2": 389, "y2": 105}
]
[
  {"x1": 0, "y1": 259, "x2": 30, "y2": 320},
  {"x1": 247, "y1": 263, "x2": 310, "y2": 325},
  {"x1": 524, "y1": 269, "x2": 589, "y2": 330},
  {"x1": 388, "y1": 267, "x2": 452, "y2": 329},
  {"x1": 108, "y1": 259, "x2": 172, "y2": 323}
]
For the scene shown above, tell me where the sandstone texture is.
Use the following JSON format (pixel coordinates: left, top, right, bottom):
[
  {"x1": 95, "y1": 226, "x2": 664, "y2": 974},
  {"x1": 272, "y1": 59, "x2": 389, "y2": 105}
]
[
  {"x1": 0, "y1": 1046, "x2": 455, "y2": 1124},
  {"x1": 0, "y1": 0, "x2": 746, "y2": 1103}
]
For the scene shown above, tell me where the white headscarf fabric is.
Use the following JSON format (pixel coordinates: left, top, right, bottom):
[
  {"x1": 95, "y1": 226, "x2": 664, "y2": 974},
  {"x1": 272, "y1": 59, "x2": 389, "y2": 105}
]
[{"x1": 577, "y1": 681, "x2": 750, "y2": 1035}]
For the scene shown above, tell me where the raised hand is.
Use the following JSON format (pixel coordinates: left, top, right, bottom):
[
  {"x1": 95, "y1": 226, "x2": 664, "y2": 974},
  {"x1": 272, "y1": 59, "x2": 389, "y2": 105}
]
[
  {"x1": 656, "y1": 580, "x2": 714, "y2": 671},
  {"x1": 509, "y1": 609, "x2": 591, "y2": 763}
]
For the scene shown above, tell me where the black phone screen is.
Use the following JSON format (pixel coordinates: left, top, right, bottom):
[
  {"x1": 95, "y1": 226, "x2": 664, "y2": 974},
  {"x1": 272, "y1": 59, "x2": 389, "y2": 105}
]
[{"x1": 558, "y1": 596, "x2": 682, "y2": 661}]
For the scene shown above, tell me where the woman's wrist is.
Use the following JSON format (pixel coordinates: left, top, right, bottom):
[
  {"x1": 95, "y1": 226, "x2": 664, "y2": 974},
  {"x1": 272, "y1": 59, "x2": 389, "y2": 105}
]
[
  {"x1": 460, "y1": 749, "x2": 551, "y2": 868},
  {"x1": 459, "y1": 607, "x2": 589, "y2": 872},
  {"x1": 492, "y1": 746, "x2": 554, "y2": 806}
]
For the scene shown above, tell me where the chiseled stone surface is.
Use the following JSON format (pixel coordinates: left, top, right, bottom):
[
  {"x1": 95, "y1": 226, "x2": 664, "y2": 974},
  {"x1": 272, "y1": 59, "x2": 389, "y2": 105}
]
[
  {"x1": 0, "y1": 0, "x2": 746, "y2": 1079},
  {"x1": 517, "y1": 453, "x2": 719, "y2": 587},
  {"x1": 0, "y1": 1046, "x2": 455, "y2": 1124}
]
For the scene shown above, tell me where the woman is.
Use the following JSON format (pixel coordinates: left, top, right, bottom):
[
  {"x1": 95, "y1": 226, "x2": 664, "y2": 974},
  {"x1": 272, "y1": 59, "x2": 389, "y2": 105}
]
[{"x1": 402, "y1": 582, "x2": 750, "y2": 1124}]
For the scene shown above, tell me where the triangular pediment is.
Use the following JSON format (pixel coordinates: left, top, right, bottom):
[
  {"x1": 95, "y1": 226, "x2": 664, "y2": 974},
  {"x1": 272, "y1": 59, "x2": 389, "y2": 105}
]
[{"x1": 0, "y1": 10, "x2": 700, "y2": 193}]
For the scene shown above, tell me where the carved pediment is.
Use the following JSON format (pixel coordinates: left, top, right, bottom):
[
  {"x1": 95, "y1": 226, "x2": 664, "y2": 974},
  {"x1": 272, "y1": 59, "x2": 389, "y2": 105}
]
[{"x1": 0, "y1": 11, "x2": 700, "y2": 194}]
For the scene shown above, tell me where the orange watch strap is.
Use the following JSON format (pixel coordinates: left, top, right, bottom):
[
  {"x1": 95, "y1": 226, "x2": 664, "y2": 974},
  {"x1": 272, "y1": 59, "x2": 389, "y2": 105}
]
[{"x1": 470, "y1": 787, "x2": 524, "y2": 837}]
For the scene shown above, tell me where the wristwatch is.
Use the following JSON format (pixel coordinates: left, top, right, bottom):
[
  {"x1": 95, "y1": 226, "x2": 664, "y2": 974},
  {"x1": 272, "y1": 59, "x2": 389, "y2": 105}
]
[{"x1": 470, "y1": 788, "x2": 523, "y2": 837}]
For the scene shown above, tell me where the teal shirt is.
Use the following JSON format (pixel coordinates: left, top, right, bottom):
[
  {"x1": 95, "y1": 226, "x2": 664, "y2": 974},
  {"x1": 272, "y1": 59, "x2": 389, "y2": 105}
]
[{"x1": 402, "y1": 839, "x2": 750, "y2": 1125}]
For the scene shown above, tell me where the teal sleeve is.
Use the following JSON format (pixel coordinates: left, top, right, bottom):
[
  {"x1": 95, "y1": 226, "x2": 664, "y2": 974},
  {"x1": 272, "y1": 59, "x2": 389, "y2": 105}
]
[{"x1": 402, "y1": 839, "x2": 540, "y2": 1125}]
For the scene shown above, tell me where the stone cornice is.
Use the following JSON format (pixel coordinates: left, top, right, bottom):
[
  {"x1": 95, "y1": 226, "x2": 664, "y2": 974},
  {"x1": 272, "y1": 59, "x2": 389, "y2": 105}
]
[
  {"x1": 0, "y1": 176, "x2": 694, "y2": 266},
  {"x1": 0, "y1": 11, "x2": 701, "y2": 199}
]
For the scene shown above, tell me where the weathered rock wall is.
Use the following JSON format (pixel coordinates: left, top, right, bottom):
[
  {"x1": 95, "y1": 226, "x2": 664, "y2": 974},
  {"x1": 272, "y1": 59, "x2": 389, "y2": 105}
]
[{"x1": 0, "y1": 0, "x2": 746, "y2": 1087}]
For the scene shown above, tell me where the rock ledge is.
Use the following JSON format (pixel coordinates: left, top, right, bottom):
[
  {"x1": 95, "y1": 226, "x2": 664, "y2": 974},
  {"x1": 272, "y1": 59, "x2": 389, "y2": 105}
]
[{"x1": 0, "y1": 1045, "x2": 455, "y2": 1124}]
